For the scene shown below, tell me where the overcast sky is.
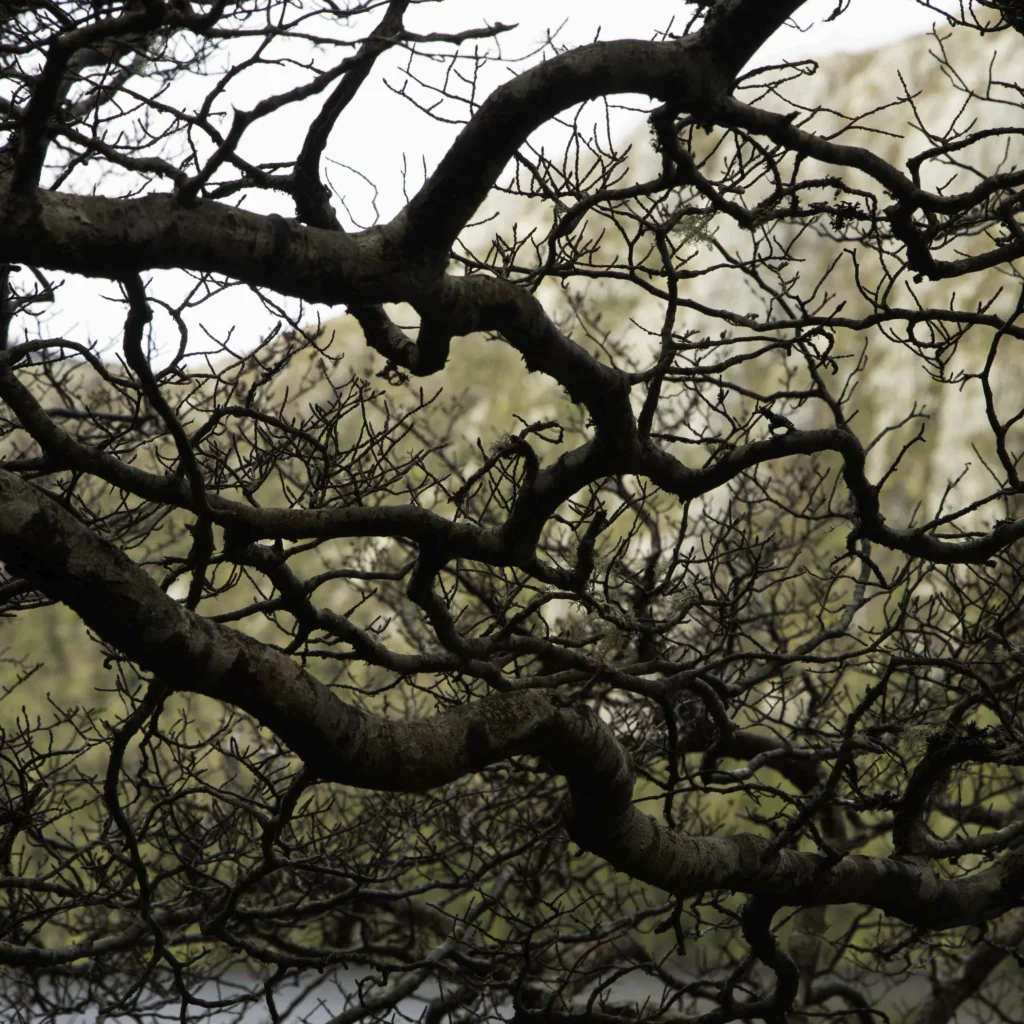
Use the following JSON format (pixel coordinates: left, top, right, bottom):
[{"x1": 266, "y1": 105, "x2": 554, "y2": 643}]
[{"x1": 22, "y1": 0, "x2": 964, "y2": 355}]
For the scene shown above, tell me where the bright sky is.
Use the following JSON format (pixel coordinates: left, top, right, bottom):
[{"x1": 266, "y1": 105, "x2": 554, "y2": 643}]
[{"x1": 20, "y1": 0, "x2": 963, "y2": 356}]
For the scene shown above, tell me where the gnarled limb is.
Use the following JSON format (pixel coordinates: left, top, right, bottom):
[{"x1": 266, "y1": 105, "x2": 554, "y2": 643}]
[{"x1": 2, "y1": 468, "x2": 1023, "y2": 933}]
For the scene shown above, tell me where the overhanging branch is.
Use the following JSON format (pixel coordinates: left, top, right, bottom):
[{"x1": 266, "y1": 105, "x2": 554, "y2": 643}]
[{"x1": 1, "y1": 467, "x2": 1021, "y2": 932}]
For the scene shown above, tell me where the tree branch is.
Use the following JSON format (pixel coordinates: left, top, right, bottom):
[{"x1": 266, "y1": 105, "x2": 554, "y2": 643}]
[{"x1": 2, "y1": 467, "x2": 1023, "y2": 932}]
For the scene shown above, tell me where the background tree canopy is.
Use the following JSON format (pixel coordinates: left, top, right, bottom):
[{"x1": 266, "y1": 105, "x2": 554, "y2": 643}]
[{"x1": 3, "y1": 1, "x2": 1024, "y2": 1021}]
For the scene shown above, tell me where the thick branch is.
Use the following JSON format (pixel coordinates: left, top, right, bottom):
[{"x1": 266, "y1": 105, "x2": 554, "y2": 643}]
[
  {"x1": 1, "y1": 3, "x2": 808, "y2": 291},
  {"x1": 1, "y1": 468, "x2": 1023, "y2": 932},
  {"x1": 0, "y1": 190, "x2": 419, "y2": 304},
  {"x1": 394, "y1": 0, "x2": 806, "y2": 255}
]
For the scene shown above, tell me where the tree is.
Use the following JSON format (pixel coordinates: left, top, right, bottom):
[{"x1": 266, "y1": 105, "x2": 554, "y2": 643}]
[{"x1": 3, "y1": 0, "x2": 1024, "y2": 1020}]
